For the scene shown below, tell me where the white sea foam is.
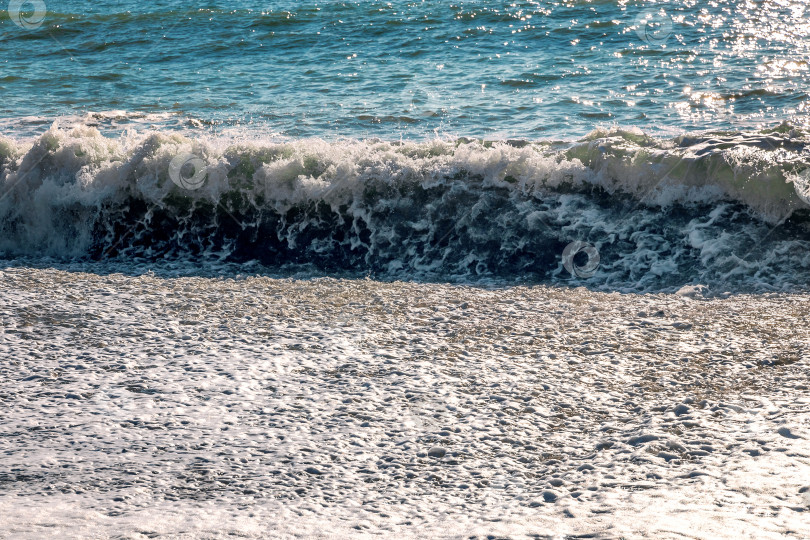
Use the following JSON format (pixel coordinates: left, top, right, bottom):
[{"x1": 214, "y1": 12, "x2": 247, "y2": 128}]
[
  {"x1": 1, "y1": 123, "x2": 809, "y2": 290},
  {"x1": 1, "y1": 267, "x2": 808, "y2": 538}
]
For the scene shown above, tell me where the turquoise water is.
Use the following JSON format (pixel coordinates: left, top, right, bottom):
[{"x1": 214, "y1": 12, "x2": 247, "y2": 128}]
[
  {"x1": 2, "y1": 0, "x2": 809, "y2": 138},
  {"x1": 1, "y1": 0, "x2": 810, "y2": 289}
]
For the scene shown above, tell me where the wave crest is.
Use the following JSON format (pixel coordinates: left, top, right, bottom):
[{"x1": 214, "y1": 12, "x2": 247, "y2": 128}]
[{"x1": 1, "y1": 123, "x2": 809, "y2": 290}]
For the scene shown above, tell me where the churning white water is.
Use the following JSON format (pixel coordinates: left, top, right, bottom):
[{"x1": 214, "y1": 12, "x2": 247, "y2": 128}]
[{"x1": 1, "y1": 264, "x2": 808, "y2": 538}]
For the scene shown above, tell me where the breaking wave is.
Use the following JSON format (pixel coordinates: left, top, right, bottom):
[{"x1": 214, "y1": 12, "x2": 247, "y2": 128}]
[{"x1": 1, "y1": 122, "x2": 810, "y2": 291}]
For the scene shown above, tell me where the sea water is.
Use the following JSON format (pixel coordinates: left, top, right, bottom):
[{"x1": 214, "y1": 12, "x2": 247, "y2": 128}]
[
  {"x1": 1, "y1": 1, "x2": 810, "y2": 289},
  {"x1": 2, "y1": 2, "x2": 810, "y2": 538},
  {"x1": 2, "y1": 0, "x2": 810, "y2": 139}
]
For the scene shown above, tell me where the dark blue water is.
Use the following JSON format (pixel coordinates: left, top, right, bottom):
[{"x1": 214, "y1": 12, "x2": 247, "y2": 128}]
[{"x1": 2, "y1": 0, "x2": 809, "y2": 138}]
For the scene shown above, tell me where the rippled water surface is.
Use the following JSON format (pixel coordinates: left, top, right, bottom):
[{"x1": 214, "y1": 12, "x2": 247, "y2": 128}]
[{"x1": 2, "y1": 0, "x2": 810, "y2": 138}]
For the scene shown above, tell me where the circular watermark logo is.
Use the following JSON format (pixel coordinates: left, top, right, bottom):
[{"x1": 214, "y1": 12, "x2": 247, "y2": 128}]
[
  {"x1": 562, "y1": 241, "x2": 600, "y2": 278},
  {"x1": 169, "y1": 153, "x2": 208, "y2": 191},
  {"x1": 8, "y1": 0, "x2": 46, "y2": 29},
  {"x1": 399, "y1": 81, "x2": 443, "y2": 118},
  {"x1": 635, "y1": 9, "x2": 672, "y2": 46}
]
